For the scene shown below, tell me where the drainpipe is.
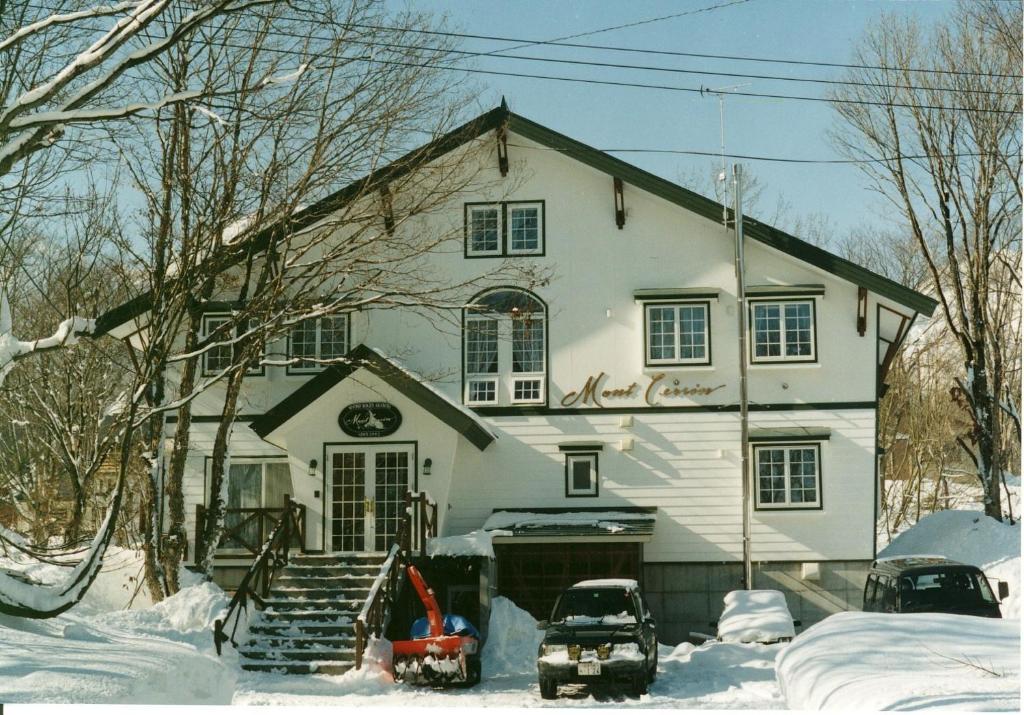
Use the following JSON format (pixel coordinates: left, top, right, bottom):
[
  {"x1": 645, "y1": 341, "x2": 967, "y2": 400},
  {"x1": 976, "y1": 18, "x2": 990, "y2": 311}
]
[{"x1": 733, "y1": 165, "x2": 753, "y2": 590}]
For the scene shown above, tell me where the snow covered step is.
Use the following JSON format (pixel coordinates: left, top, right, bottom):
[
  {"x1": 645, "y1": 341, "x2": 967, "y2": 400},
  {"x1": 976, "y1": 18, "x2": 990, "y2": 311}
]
[
  {"x1": 256, "y1": 610, "x2": 358, "y2": 623},
  {"x1": 278, "y1": 564, "x2": 381, "y2": 578},
  {"x1": 243, "y1": 635, "x2": 357, "y2": 650},
  {"x1": 248, "y1": 623, "x2": 357, "y2": 637},
  {"x1": 289, "y1": 552, "x2": 387, "y2": 564},
  {"x1": 239, "y1": 647, "x2": 357, "y2": 662},
  {"x1": 268, "y1": 586, "x2": 374, "y2": 600},
  {"x1": 260, "y1": 599, "x2": 364, "y2": 613},
  {"x1": 239, "y1": 659, "x2": 355, "y2": 675},
  {"x1": 273, "y1": 575, "x2": 378, "y2": 590}
]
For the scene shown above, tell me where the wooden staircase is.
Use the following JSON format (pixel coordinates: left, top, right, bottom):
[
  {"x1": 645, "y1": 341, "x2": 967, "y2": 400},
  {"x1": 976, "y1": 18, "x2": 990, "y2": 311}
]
[{"x1": 237, "y1": 553, "x2": 388, "y2": 675}]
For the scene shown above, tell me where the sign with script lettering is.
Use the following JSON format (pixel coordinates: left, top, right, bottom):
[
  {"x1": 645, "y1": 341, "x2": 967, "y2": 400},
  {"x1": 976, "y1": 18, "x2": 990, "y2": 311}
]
[{"x1": 560, "y1": 372, "x2": 725, "y2": 408}]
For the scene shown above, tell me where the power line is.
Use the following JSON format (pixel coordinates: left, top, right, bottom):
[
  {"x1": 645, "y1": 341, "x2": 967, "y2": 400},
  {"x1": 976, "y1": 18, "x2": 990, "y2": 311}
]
[
  {"x1": 12, "y1": 2, "x2": 1021, "y2": 117},
  {"x1": 509, "y1": 142, "x2": 994, "y2": 165},
  {"x1": 360, "y1": 56, "x2": 1021, "y2": 116},
  {"x1": 348, "y1": 23, "x2": 1021, "y2": 81}
]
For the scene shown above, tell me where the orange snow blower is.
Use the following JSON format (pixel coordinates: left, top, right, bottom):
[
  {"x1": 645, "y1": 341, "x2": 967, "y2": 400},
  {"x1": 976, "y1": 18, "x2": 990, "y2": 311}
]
[{"x1": 391, "y1": 564, "x2": 481, "y2": 686}]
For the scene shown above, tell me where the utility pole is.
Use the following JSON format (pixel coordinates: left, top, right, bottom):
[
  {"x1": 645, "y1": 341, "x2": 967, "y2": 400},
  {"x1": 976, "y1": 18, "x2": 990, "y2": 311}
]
[{"x1": 733, "y1": 164, "x2": 753, "y2": 590}]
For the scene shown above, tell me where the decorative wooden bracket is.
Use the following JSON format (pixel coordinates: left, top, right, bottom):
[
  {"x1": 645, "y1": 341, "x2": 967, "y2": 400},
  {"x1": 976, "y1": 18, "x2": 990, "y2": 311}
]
[
  {"x1": 496, "y1": 124, "x2": 509, "y2": 177},
  {"x1": 613, "y1": 177, "x2": 625, "y2": 229},
  {"x1": 379, "y1": 185, "x2": 395, "y2": 236},
  {"x1": 857, "y1": 286, "x2": 868, "y2": 336}
]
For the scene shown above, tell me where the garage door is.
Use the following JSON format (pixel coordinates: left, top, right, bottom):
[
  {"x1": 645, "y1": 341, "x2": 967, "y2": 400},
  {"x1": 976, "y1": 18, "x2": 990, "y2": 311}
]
[{"x1": 494, "y1": 541, "x2": 642, "y2": 619}]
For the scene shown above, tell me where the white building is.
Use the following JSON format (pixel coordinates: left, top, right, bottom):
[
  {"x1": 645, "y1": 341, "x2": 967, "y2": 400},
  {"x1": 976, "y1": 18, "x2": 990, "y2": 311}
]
[{"x1": 98, "y1": 103, "x2": 936, "y2": 643}]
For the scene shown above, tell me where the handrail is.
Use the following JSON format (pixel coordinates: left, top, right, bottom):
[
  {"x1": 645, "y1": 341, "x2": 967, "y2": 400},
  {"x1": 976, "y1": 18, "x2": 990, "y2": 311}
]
[
  {"x1": 197, "y1": 504, "x2": 301, "y2": 558},
  {"x1": 354, "y1": 490, "x2": 438, "y2": 669},
  {"x1": 212, "y1": 495, "x2": 305, "y2": 656}
]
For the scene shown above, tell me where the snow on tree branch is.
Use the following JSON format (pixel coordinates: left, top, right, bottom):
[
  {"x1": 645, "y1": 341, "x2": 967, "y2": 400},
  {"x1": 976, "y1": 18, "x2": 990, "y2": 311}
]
[{"x1": 0, "y1": 289, "x2": 94, "y2": 387}]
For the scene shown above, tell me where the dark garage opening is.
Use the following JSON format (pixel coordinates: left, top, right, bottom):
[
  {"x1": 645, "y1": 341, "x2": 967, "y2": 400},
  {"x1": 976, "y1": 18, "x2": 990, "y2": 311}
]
[{"x1": 494, "y1": 541, "x2": 642, "y2": 619}]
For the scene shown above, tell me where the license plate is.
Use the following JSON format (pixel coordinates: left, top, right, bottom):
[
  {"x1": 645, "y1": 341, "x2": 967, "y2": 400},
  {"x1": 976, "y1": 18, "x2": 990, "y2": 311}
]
[{"x1": 578, "y1": 661, "x2": 601, "y2": 676}]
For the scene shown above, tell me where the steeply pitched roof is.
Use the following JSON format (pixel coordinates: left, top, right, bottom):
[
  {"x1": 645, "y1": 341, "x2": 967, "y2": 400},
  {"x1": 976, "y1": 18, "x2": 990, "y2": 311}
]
[
  {"x1": 249, "y1": 344, "x2": 495, "y2": 450},
  {"x1": 94, "y1": 102, "x2": 936, "y2": 336}
]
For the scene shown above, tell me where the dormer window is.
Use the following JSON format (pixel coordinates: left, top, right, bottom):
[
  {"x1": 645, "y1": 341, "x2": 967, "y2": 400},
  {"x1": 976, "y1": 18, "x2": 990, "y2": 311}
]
[
  {"x1": 464, "y1": 288, "x2": 546, "y2": 405},
  {"x1": 465, "y1": 201, "x2": 544, "y2": 257}
]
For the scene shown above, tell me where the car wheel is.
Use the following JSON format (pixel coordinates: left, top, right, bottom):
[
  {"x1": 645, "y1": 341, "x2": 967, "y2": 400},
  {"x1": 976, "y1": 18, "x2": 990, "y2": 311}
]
[
  {"x1": 539, "y1": 677, "x2": 557, "y2": 700},
  {"x1": 632, "y1": 673, "x2": 648, "y2": 697}
]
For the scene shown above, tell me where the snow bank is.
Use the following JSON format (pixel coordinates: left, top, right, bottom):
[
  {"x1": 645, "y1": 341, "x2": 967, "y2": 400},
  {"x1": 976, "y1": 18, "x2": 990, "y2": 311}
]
[
  {"x1": 481, "y1": 596, "x2": 543, "y2": 675},
  {"x1": 879, "y1": 509, "x2": 1021, "y2": 618},
  {"x1": 776, "y1": 611, "x2": 1020, "y2": 710},
  {"x1": 717, "y1": 590, "x2": 795, "y2": 644}
]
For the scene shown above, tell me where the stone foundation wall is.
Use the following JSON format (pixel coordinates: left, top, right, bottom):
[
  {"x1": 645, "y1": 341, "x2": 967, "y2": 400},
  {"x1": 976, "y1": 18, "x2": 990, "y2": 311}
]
[{"x1": 643, "y1": 560, "x2": 871, "y2": 645}]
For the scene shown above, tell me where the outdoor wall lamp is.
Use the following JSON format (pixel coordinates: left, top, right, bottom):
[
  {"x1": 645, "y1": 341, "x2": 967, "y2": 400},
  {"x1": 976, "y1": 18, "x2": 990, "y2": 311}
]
[
  {"x1": 308, "y1": 458, "x2": 318, "y2": 476},
  {"x1": 423, "y1": 458, "x2": 432, "y2": 476}
]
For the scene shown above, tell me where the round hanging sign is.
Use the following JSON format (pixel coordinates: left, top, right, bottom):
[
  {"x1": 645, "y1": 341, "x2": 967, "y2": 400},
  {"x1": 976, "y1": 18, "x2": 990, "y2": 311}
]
[{"x1": 338, "y1": 401, "x2": 402, "y2": 438}]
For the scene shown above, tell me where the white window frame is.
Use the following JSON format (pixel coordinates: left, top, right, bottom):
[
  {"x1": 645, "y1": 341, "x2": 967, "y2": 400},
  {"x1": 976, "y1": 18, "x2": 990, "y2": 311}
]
[
  {"x1": 565, "y1": 453, "x2": 599, "y2": 497},
  {"x1": 287, "y1": 313, "x2": 350, "y2": 374},
  {"x1": 643, "y1": 301, "x2": 711, "y2": 366},
  {"x1": 463, "y1": 302, "x2": 546, "y2": 406},
  {"x1": 201, "y1": 313, "x2": 263, "y2": 377},
  {"x1": 464, "y1": 201, "x2": 545, "y2": 257},
  {"x1": 752, "y1": 443, "x2": 822, "y2": 510},
  {"x1": 465, "y1": 203, "x2": 502, "y2": 257},
  {"x1": 507, "y1": 201, "x2": 544, "y2": 256},
  {"x1": 750, "y1": 299, "x2": 817, "y2": 363}
]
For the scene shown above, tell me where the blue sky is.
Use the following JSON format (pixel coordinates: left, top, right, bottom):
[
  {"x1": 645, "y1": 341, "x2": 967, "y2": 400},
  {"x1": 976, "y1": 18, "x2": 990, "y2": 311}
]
[{"x1": 411, "y1": 0, "x2": 956, "y2": 240}]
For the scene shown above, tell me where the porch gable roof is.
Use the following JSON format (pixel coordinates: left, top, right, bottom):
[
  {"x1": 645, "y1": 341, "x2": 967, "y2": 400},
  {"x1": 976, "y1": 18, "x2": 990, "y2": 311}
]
[{"x1": 249, "y1": 344, "x2": 495, "y2": 450}]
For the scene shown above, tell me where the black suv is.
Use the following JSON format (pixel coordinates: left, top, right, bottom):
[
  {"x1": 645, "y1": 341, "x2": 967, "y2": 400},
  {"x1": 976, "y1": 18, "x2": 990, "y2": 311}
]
[
  {"x1": 536, "y1": 579, "x2": 657, "y2": 699},
  {"x1": 864, "y1": 556, "x2": 1009, "y2": 618}
]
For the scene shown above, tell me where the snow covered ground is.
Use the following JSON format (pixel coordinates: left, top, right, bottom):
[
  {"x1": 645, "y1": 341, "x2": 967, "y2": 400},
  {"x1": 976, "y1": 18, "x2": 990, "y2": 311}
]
[{"x1": 776, "y1": 612, "x2": 1020, "y2": 711}]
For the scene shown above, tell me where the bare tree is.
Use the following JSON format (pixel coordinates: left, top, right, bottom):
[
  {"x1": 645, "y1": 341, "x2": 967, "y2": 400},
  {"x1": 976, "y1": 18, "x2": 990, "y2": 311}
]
[{"x1": 830, "y1": 0, "x2": 1022, "y2": 521}]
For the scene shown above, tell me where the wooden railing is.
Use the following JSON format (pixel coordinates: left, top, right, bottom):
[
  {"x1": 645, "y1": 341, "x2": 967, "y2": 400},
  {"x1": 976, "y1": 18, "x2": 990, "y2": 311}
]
[
  {"x1": 212, "y1": 496, "x2": 305, "y2": 656},
  {"x1": 196, "y1": 502, "x2": 305, "y2": 558},
  {"x1": 354, "y1": 490, "x2": 437, "y2": 669}
]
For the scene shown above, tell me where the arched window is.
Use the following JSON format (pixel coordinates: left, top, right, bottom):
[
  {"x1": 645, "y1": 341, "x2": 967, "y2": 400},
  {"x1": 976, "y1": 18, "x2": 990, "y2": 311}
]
[{"x1": 464, "y1": 288, "x2": 547, "y2": 405}]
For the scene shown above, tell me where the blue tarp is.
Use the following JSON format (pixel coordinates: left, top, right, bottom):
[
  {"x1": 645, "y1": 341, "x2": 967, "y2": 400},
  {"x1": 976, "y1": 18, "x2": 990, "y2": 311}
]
[{"x1": 410, "y1": 614, "x2": 480, "y2": 640}]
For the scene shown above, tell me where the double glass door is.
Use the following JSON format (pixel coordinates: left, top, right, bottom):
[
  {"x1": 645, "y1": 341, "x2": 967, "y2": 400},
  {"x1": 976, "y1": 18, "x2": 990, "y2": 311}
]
[{"x1": 330, "y1": 446, "x2": 412, "y2": 552}]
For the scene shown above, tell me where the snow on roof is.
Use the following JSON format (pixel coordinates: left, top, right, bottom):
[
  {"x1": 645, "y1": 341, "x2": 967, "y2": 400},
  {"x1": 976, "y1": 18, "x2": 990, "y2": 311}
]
[
  {"x1": 366, "y1": 346, "x2": 496, "y2": 442},
  {"x1": 482, "y1": 510, "x2": 654, "y2": 532},
  {"x1": 873, "y1": 554, "x2": 948, "y2": 564},
  {"x1": 571, "y1": 579, "x2": 639, "y2": 590},
  {"x1": 717, "y1": 590, "x2": 795, "y2": 644}
]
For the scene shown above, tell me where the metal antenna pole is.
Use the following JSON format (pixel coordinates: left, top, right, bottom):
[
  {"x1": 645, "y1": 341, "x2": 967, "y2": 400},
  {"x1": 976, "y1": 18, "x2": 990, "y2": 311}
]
[{"x1": 733, "y1": 164, "x2": 753, "y2": 590}]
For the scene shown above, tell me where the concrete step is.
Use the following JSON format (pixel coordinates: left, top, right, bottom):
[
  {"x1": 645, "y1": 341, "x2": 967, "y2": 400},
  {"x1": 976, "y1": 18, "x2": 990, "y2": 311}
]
[
  {"x1": 274, "y1": 574, "x2": 378, "y2": 590},
  {"x1": 289, "y1": 553, "x2": 388, "y2": 566},
  {"x1": 249, "y1": 623, "x2": 357, "y2": 637},
  {"x1": 240, "y1": 659, "x2": 355, "y2": 675},
  {"x1": 277, "y1": 564, "x2": 382, "y2": 579}
]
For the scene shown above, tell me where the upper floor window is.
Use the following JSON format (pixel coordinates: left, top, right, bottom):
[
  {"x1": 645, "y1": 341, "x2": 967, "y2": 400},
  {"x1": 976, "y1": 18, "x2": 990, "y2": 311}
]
[
  {"x1": 464, "y1": 288, "x2": 546, "y2": 405},
  {"x1": 288, "y1": 314, "x2": 349, "y2": 373},
  {"x1": 202, "y1": 313, "x2": 263, "y2": 377},
  {"x1": 753, "y1": 443, "x2": 821, "y2": 509},
  {"x1": 465, "y1": 201, "x2": 544, "y2": 258},
  {"x1": 751, "y1": 299, "x2": 816, "y2": 363},
  {"x1": 644, "y1": 301, "x2": 710, "y2": 366}
]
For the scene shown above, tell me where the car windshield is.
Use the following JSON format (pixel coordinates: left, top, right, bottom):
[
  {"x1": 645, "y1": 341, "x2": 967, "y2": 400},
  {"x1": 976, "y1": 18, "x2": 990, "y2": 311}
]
[
  {"x1": 899, "y1": 568, "x2": 998, "y2": 611},
  {"x1": 551, "y1": 588, "x2": 638, "y2": 625}
]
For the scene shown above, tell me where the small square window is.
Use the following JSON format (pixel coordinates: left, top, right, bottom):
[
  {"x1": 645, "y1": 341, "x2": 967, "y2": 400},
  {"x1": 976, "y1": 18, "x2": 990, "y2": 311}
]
[
  {"x1": 288, "y1": 314, "x2": 349, "y2": 373},
  {"x1": 753, "y1": 443, "x2": 821, "y2": 509},
  {"x1": 466, "y1": 378, "x2": 497, "y2": 405},
  {"x1": 644, "y1": 302, "x2": 710, "y2": 366},
  {"x1": 566, "y1": 453, "x2": 598, "y2": 497},
  {"x1": 751, "y1": 300, "x2": 816, "y2": 363},
  {"x1": 202, "y1": 314, "x2": 263, "y2": 376}
]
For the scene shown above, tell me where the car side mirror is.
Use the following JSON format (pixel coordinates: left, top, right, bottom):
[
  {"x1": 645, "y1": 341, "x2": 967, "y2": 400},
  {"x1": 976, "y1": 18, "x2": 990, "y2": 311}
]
[
  {"x1": 536, "y1": 620, "x2": 549, "y2": 630},
  {"x1": 998, "y1": 581, "x2": 1009, "y2": 600}
]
